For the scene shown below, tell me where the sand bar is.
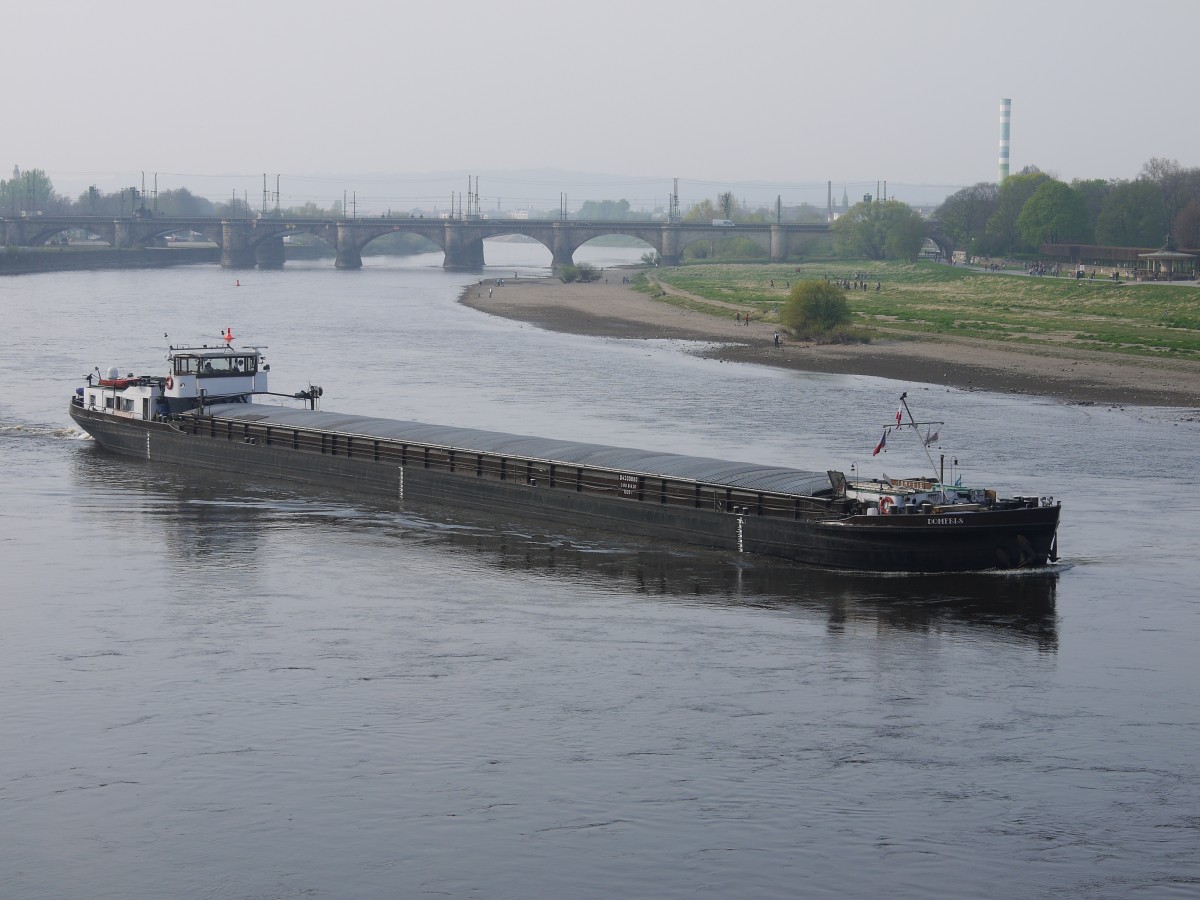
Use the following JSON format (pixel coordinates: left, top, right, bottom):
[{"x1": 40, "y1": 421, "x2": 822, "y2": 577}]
[{"x1": 459, "y1": 270, "x2": 1200, "y2": 409}]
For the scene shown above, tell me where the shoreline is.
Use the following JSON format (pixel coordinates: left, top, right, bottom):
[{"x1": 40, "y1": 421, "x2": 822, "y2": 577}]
[{"x1": 458, "y1": 271, "x2": 1200, "y2": 409}]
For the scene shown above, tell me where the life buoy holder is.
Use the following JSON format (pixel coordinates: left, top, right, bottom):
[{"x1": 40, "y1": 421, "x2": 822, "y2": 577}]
[
  {"x1": 165, "y1": 375, "x2": 174, "y2": 390},
  {"x1": 879, "y1": 496, "x2": 895, "y2": 515}
]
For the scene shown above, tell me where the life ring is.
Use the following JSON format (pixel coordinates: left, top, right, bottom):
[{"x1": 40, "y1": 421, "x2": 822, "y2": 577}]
[
  {"x1": 165, "y1": 375, "x2": 174, "y2": 390},
  {"x1": 879, "y1": 496, "x2": 895, "y2": 515}
]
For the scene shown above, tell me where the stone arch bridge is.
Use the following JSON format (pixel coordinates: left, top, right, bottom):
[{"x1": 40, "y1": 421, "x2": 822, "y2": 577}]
[{"x1": 3, "y1": 215, "x2": 842, "y2": 270}]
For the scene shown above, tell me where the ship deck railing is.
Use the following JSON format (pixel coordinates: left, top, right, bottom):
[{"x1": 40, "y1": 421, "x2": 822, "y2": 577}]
[{"x1": 181, "y1": 410, "x2": 843, "y2": 523}]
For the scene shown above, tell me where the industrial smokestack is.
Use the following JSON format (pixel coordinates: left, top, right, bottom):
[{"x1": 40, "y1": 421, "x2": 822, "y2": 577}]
[{"x1": 998, "y1": 98, "x2": 1011, "y2": 184}]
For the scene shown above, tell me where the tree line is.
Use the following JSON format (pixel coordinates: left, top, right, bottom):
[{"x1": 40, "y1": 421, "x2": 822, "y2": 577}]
[
  {"x1": 936, "y1": 157, "x2": 1200, "y2": 255},
  {"x1": 0, "y1": 170, "x2": 350, "y2": 219}
]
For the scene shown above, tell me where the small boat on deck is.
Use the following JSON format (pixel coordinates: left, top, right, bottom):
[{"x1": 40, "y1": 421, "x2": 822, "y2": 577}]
[{"x1": 69, "y1": 337, "x2": 1062, "y2": 573}]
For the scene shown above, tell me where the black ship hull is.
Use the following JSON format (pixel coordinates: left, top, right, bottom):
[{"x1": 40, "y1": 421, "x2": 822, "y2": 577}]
[{"x1": 69, "y1": 402, "x2": 1061, "y2": 574}]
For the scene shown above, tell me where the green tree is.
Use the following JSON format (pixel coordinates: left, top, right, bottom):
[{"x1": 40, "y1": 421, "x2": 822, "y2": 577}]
[
  {"x1": 685, "y1": 194, "x2": 743, "y2": 224},
  {"x1": 1172, "y1": 200, "x2": 1200, "y2": 250},
  {"x1": 1094, "y1": 179, "x2": 1167, "y2": 247},
  {"x1": 0, "y1": 168, "x2": 67, "y2": 215},
  {"x1": 577, "y1": 199, "x2": 642, "y2": 220},
  {"x1": 214, "y1": 197, "x2": 255, "y2": 217},
  {"x1": 935, "y1": 183, "x2": 998, "y2": 252},
  {"x1": 283, "y1": 201, "x2": 334, "y2": 218},
  {"x1": 682, "y1": 198, "x2": 717, "y2": 224},
  {"x1": 1070, "y1": 178, "x2": 1112, "y2": 241},
  {"x1": 832, "y1": 200, "x2": 926, "y2": 260},
  {"x1": 1140, "y1": 157, "x2": 1197, "y2": 223},
  {"x1": 155, "y1": 187, "x2": 216, "y2": 217},
  {"x1": 1017, "y1": 180, "x2": 1089, "y2": 246},
  {"x1": 982, "y1": 170, "x2": 1050, "y2": 253},
  {"x1": 781, "y1": 280, "x2": 851, "y2": 337}
]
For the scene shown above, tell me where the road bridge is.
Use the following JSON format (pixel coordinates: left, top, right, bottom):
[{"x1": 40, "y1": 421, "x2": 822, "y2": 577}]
[{"x1": 3, "y1": 215, "x2": 843, "y2": 270}]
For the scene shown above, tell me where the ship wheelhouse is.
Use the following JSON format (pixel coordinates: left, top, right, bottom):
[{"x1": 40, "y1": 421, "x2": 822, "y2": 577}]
[
  {"x1": 162, "y1": 347, "x2": 268, "y2": 412},
  {"x1": 73, "y1": 345, "x2": 270, "y2": 421}
]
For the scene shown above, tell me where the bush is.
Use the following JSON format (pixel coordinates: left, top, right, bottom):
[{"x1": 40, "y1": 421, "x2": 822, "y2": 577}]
[
  {"x1": 559, "y1": 262, "x2": 601, "y2": 283},
  {"x1": 781, "y1": 280, "x2": 851, "y2": 338}
]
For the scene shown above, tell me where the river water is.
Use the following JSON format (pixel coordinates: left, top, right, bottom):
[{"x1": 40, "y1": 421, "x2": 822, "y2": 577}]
[{"x1": 2, "y1": 244, "x2": 1198, "y2": 898}]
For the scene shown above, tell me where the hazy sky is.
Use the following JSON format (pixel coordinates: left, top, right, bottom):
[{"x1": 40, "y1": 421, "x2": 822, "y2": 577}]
[{"x1": 9, "y1": 0, "x2": 1198, "y2": 210}]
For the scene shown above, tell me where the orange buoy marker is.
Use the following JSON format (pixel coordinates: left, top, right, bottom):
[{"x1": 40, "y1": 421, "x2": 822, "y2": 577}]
[{"x1": 223, "y1": 327, "x2": 234, "y2": 345}]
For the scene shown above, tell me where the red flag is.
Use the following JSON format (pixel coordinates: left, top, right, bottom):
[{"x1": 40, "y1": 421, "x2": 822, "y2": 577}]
[
  {"x1": 895, "y1": 406, "x2": 903, "y2": 426},
  {"x1": 872, "y1": 430, "x2": 888, "y2": 456}
]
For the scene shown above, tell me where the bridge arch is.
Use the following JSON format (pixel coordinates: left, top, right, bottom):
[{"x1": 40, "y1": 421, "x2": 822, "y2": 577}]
[
  {"x1": 19, "y1": 222, "x2": 112, "y2": 247},
  {"x1": 444, "y1": 224, "x2": 555, "y2": 270},
  {"x1": 576, "y1": 233, "x2": 656, "y2": 262},
  {"x1": 674, "y1": 228, "x2": 772, "y2": 261},
  {"x1": 924, "y1": 231, "x2": 954, "y2": 261},
  {"x1": 240, "y1": 221, "x2": 339, "y2": 268},
  {"x1": 555, "y1": 226, "x2": 663, "y2": 268},
  {"x1": 354, "y1": 227, "x2": 442, "y2": 260}
]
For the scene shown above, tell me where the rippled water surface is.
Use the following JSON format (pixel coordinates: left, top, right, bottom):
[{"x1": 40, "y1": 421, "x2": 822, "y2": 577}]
[{"x1": 2, "y1": 247, "x2": 1199, "y2": 898}]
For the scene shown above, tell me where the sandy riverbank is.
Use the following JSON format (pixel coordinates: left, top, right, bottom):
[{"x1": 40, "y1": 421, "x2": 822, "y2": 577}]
[{"x1": 459, "y1": 270, "x2": 1200, "y2": 409}]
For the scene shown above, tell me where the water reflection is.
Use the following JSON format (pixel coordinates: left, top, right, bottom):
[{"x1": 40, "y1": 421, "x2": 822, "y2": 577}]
[
  {"x1": 72, "y1": 442, "x2": 1057, "y2": 651},
  {"x1": 448, "y1": 527, "x2": 1059, "y2": 652}
]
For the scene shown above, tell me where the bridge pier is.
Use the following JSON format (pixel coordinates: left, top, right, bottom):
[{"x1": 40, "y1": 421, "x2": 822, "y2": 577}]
[
  {"x1": 256, "y1": 236, "x2": 285, "y2": 269},
  {"x1": 334, "y1": 223, "x2": 363, "y2": 269},
  {"x1": 442, "y1": 224, "x2": 484, "y2": 270},
  {"x1": 220, "y1": 222, "x2": 257, "y2": 268},
  {"x1": 551, "y1": 224, "x2": 575, "y2": 270},
  {"x1": 770, "y1": 225, "x2": 788, "y2": 263},
  {"x1": 113, "y1": 220, "x2": 135, "y2": 250},
  {"x1": 660, "y1": 226, "x2": 681, "y2": 266}
]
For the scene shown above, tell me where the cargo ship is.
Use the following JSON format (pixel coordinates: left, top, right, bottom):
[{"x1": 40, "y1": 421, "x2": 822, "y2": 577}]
[{"x1": 68, "y1": 337, "x2": 1061, "y2": 573}]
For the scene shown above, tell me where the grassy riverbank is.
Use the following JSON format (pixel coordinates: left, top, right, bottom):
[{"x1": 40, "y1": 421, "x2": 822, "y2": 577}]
[{"x1": 648, "y1": 261, "x2": 1200, "y2": 360}]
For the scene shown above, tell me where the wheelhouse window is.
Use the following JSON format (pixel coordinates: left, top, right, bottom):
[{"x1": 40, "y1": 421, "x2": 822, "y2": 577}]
[{"x1": 186, "y1": 355, "x2": 258, "y2": 377}]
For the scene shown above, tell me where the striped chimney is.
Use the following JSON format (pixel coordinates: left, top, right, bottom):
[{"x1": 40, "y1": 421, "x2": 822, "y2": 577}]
[{"x1": 998, "y1": 98, "x2": 1011, "y2": 184}]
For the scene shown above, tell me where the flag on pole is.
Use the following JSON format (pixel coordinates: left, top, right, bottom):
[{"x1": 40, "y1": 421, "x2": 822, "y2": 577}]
[
  {"x1": 924, "y1": 430, "x2": 939, "y2": 447},
  {"x1": 954, "y1": 474, "x2": 963, "y2": 486},
  {"x1": 895, "y1": 406, "x2": 903, "y2": 426},
  {"x1": 872, "y1": 430, "x2": 888, "y2": 456}
]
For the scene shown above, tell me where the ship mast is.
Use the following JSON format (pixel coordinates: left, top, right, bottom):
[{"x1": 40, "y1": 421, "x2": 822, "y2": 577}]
[{"x1": 898, "y1": 392, "x2": 946, "y2": 501}]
